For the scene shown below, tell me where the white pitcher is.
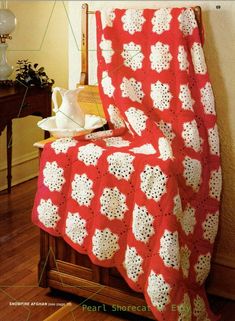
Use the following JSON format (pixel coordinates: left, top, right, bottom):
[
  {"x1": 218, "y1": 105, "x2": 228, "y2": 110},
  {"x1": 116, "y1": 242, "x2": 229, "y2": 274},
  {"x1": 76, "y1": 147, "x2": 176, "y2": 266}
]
[{"x1": 52, "y1": 87, "x2": 85, "y2": 129}]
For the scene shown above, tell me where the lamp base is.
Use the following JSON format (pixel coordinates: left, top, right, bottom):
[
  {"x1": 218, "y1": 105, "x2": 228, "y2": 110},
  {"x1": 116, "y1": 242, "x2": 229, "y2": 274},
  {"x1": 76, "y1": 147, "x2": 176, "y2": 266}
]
[{"x1": 0, "y1": 42, "x2": 13, "y2": 80}]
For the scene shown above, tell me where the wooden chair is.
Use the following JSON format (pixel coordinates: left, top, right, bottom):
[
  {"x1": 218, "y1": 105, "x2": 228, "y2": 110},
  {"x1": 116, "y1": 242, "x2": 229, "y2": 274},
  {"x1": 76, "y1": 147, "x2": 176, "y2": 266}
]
[{"x1": 37, "y1": 4, "x2": 202, "y2": 319}]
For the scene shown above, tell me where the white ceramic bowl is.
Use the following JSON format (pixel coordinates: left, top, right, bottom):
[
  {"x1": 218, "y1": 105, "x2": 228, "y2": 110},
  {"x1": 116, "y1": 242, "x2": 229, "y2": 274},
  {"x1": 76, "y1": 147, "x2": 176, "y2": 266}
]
[{"x1": 37, "y1": 114, "x2": 106, "y2": 138}]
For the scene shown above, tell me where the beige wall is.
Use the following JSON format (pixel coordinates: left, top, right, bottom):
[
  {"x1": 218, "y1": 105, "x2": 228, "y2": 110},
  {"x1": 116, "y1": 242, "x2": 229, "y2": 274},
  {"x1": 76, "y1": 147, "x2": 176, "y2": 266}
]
[
  {"x1": 202, "y1": 1, "x2": 235, "y2": 271},
  {"x1": 0, "y1": 1, "x2": 68, "y2": 189},
  {"x1": 68, "y1": 1, "x2": 235, "y2": 295}
]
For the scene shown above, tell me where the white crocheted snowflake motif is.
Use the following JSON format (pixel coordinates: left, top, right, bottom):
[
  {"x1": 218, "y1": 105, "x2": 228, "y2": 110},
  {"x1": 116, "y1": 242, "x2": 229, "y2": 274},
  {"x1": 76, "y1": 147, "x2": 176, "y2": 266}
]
[
  {"x1": 99, "y1": 35, "x2": 114, "y2": 64},
  {"x1": 107, "y1": 152, "x2": 135, "y2": 181},
  {"x1": 208, "y1": 125, "x2": 220, "y2": 155},
  {"x1": 157, "y1": 120, "x2": 176, "y2": 142},
  {"x1": 193, "y1": 295, "x2": 210, "y2": 321},
  {"x1": 125, "y1": 107, "x2": 147, "y2": 136},
  {"x1": 122, "y1": 9, "x2": 146, "y2": 35},
  {"x1": 92, "y1": 228, "x2": 119, "y2": 260},
  {"x1": 104, "y1": 137, "x2": 130, "y2": 148},
  {"x1": 159, "y1": 230, "x2": 180, "y2": 269},
  {"x1": 182, "y1": 120, "x2": 202, "y2": 152},
  {"x1": 71, "y1": 173, "x2": 94, "y2": 206},
  {"x1": 78, "y1": 143, "x2": 104, "y2": 166},
  {"x1": 180, "y1": 245, "x2": 191, "y2": 279},
  {"x1": 132, "y1": 204, "x2": 155, "y2": 244},
  {"x1": 152, "y1": 8, "x2": 172, "y2": 34},
  {"x1": 65, "y1": 212, "x2": 88, "y2": 245},
  {"x1": 107, "y1": 104, "x2": 125, "y2": 129},
  {"x1": 140, "y1": 165, "x2": 168, "y2": 202},
  {"x1": 101, "y1": 71, "x2": 115, "y2": 97},
  {"x1": 179, "y1": 84, "x2": 195, "y2": 111},
  {"x1": 147, "y1": 271, "x2": 171, "y2": 312},
  {"x1": 178, "y1": 293, "x2": 192, "y2": 321},
  {"x1": 130, "y1": 144, "x2": 156, "y2": 155},
  {"x1": 122, "y1": 42, "x2": 144, "y2": 71},
  {"x1": 178, "y1": 45, "x2": 189, "y2": 71},
  {"x1": 180, "y1": 204, "x2": 196, "y2": 235},
  {"x1": 51, "y1": 138, "x2": 77, "y2": 155},
  {"x1": 191, "y1": 42, "x2": 207, "y2": 75},
  {"x1": 123, "y1": 246, "x2": 144, "y2": 282},
  {"x1": 100, "y1": 187, "x2": 128, "y2": 220},
  {"x1": 120, "y1": 77, "x2": 144, "y2": 103},
  {"x1": 43, "y1": 161, "x2": 65, "y2": 192},
  {"x1": 151, "y1": 80, "x2": 172, "y2": 110},
  {"x1": 200, "y1": 82, "x2": 216, "y2": 115},
  {"x1": 37, "y1": 198, "x2": 60, "y2": 229},
  {"x1": 178, "y1": 8, "x2": 197, "y2": 36},
  {"x1": 150, "y1": 42, "x2": 172, "y2": 73},
  {"x1": 158, "y1": 137, "x2": 173, "y2": 161},
  {"x1": 101, "y1": 9, "x2": 115, "y2": 28},
  {"x1": 209, "y1": 167, "x2": 222, "y2": 200},
  {"x1": 202, "y1": 212, "x2": 219, "y2": 244},
  {"x1": 194, "y1": 253, "x2": 211, "y2": 285},
  {"x1": 183, "y1": 156, "x2": 202, "y2": 192}
]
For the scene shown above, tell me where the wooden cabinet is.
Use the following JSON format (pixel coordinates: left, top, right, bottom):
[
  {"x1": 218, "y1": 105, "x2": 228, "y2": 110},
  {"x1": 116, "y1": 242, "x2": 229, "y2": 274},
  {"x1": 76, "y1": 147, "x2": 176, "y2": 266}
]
[
  {"x1": 0, "y1": 85, "x2": 51, "y2": 192},
  {"x1": 39, "y1": 230, "x2": 154, "y2": 319}
]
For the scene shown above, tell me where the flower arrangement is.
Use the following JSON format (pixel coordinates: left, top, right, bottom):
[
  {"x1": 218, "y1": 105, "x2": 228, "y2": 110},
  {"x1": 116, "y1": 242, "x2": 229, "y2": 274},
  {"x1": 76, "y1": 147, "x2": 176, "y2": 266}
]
[{"x1": 15, "y1": 59, "x2": 54, "y2": 88}]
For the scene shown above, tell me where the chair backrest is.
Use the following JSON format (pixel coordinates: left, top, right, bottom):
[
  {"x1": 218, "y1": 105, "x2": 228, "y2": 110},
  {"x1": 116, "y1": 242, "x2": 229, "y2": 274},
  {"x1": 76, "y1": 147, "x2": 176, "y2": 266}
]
[{"x1": 79, "y1": 3, "x2": 203, "y2": 85}]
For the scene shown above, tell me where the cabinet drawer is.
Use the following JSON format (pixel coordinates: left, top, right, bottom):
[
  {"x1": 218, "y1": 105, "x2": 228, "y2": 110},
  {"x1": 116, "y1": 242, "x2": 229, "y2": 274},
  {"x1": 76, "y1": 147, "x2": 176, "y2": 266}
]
[{"x1": 19, "y1": 93, "x2": 50, "y2": 117}]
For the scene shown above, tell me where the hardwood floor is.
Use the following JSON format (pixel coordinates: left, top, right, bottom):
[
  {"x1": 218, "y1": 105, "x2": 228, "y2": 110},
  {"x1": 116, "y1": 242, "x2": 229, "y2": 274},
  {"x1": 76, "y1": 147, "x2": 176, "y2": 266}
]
[{"x1": 0, "y1": 179, "x2": 235, "y2": 321}]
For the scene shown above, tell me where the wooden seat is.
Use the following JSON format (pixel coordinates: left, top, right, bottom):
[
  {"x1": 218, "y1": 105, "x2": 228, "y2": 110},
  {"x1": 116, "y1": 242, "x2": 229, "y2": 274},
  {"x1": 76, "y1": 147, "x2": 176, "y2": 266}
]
[{"x1": 77, "y1": 85, "x2": 104, "y2": 117}]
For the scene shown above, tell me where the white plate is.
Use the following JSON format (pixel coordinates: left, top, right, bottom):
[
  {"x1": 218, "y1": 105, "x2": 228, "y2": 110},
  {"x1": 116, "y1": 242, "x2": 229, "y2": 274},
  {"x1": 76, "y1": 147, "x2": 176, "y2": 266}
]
[{"x1": 37, "y1": 115, "x2": 106, "y2": 138}]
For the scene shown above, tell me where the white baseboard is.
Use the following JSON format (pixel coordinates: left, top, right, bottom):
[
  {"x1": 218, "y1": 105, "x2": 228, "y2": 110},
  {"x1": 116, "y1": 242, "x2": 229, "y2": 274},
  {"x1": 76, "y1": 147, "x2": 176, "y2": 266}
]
[
  {"x1": 0, "y1": 150, "x2": 38, "y2": 171},
  {"x1": 0, "y1": 151, "x2": 39, "y2": 191},
  {"x1": 0, "y1": 172, "x2": 38, "y2": 191}
]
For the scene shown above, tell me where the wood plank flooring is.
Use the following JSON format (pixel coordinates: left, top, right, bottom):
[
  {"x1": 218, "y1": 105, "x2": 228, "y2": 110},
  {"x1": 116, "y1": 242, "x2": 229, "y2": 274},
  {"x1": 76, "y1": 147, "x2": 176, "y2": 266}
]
[{"x1": 0, "y1": 179, "x2": 235, "y2": 321}]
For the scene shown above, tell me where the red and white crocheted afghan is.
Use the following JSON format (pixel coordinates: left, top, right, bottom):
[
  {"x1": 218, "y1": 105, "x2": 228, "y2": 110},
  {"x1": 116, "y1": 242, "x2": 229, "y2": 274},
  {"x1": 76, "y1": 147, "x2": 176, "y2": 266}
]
[{"x1": 32, "y1": 7, "x2": 221, "y2": 321}]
